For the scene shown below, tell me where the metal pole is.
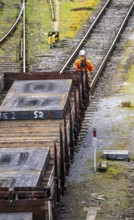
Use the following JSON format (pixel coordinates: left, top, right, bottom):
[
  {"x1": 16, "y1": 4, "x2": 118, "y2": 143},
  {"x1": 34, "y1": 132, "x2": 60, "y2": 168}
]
[
  {"x1": 54, "y1": 141, "x2": 59, "y2": 219},
  {"x1": 48, "y1": 199, "x2": 53, "y2": 220},
  {"x1": 54, "y1": 141, "x2": 59, "y2": 202},
  {"x1": 68, "y1": 101, "x2": 74, "y2": 161},
  {"x1": 77, "y1": 79, "x2": 82, "y2": 130},
  {"x1": 74, "y1": 88, "x2": 78, "y2": 146},
  {"x1": 60, "y1": 125, "x2": 65, "y2": 195},
  {"x1": 64, "y1": 115, "x2": 70, "y2": 174},
  {"x1": 93, "y1": 128, "x2": 97, "y2": 172},
  {"x1": 85, "y1": 70, "x2": 89, "y2": 102},
  {"x1": 81, "y1": 70, "x2": 85, "y2": 107},
  {"x1": 23, "y1": 0, "x2": 26, "y2": 73}
]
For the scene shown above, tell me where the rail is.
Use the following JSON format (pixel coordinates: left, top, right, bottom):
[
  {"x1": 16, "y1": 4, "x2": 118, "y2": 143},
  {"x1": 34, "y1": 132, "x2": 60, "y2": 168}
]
[
  {"x1": 22, "y1": 0, "x2": 26, "y2": 73},
  {"x1": 90, "y1": 1, "x2": 134, "y2": 91},
  {"x1": 0, "y1": 3, "x2": 24, "y2": 43},
  {"x1": 59, "y1": 0, "x2": 112, "y2": 74}
]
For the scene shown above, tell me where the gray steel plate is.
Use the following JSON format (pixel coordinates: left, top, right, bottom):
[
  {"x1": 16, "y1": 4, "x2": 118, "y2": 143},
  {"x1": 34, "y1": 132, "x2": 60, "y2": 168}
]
[
  {"x1": 0, "y1": 79, "x2": 72, "y2": 120},
  {"x1": 0, "y1": 147, "x2": 50, "y2": 187},
  {"x1": 0, "y1": 213, "x2": 32, "y2": 220}
]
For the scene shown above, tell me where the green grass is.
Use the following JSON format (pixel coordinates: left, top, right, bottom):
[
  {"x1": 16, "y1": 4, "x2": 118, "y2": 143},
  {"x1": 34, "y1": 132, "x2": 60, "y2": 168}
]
[
  {"x1": 0, "y1": 0, "x2": 101, "y2": 65},
  {"x1": 59, "y1": 0, "x2": 100, "y2": 39},
  {"x1": 65, "y1": 159, "x2": 130, "y2": 220},
  {"x1": 121, "y1": 63, "x2": 134, "y2": 95},
  {"x1": 26, "y1": 0, "x2": 54, "y2": 58},
  {"x1": 0, "y1": 1, "x2": 20, "y2": 38},
  {"x1": 111, "y1": 36, "x2": 134, "y2": 95},
  {"x1": 26, "y1": 0, "x2": 100, "y2": 59}
]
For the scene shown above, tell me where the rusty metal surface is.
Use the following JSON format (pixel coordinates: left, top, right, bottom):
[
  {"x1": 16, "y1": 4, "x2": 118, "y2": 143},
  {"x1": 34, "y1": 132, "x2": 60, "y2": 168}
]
[
  {"x1": 0, "y1": 147, "x2": 50, "y2": 187},
  {"x1": 0, "y1": 79, "x2": 72, "y2": 120},
  {"x1": 4, "y1": 71, "x2": 80, "y2": 80},
  {"x1": 0, "y1": 213, "x2": 32, "y2": 220}
]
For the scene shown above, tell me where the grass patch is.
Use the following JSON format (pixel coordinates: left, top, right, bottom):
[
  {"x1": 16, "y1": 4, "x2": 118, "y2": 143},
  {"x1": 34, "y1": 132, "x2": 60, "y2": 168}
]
[
  {"x1": 110, "y1": 37, "x2": 134, "y2": 95},
  {"x1": 26, "y1": 0, "x2": 54, "y2": 60},
  {"x1": 108, "y1": 163, "x2": 122, "y2": 175},
  {"x1": 0, "y1": 0, "x2": 101, "y2": 69},
  {"x1": 59, "y1": 0, "x2": 100, "y2": 39},
  {"x1": 121, "y1": 63, "x2": 134, "y2": 94},
  {"x1": 0, "y1": 1, "x2": 20, "y2": 38},
  {"x1": 64, "y1": 159, "x2": 130, "y2": 220},
  {"x1": 25, "y1": 0, "x2": 100, "y2": 60}
]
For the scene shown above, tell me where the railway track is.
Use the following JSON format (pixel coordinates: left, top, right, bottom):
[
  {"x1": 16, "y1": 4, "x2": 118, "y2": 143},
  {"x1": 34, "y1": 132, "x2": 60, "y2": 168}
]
[
  {"x1": 58, "y1": 0, "x2": 134, "y2": 219},
  {"x1": 0, "y1": 0, "x2": 58, "y2": 75},
  {"x1": 58, "y1": 0, "x2": 134, "y2": 144},
  {"x1": 0, "y1": 0, "x2": 24, "y2": 74},
  {"x1": 38, "y1": 0, "x2": 134, "y2": 74},
  {"x1": 0, "y1": 0, "x2": 133, "y2": 219},
  {"x1": 60, "y1": 0, "x2": 134, "y2": 74}
]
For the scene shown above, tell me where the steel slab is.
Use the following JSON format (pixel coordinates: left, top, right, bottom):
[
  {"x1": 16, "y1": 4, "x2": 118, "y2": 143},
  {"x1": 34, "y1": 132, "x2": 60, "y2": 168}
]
[
  {"x1": 0, "y1": 80, "x2": 72, "y2": 120},
  {"x1": 0, "y1": 147, "x2": 50, "y2": 187},
  {"x1": 0, "y1": 213, "x2": 32, "y2": 220}
]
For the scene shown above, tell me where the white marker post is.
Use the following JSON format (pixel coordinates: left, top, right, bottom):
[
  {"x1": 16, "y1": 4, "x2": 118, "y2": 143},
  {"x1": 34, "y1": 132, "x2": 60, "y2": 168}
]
[{"x1": 93, "y1": 128, "x2": 97, "y2": 172}]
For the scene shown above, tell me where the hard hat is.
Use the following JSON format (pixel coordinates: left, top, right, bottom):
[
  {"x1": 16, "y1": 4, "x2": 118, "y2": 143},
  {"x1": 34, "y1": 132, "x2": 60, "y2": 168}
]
[{"x1": 79, "y1": 50, "x2": 86, "y2": 56}]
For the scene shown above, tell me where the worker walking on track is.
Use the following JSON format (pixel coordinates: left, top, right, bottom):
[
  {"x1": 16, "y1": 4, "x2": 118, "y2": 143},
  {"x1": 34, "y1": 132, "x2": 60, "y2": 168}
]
[{"x1": 73, "y1": 49, "x2": 94, "y2": 89}]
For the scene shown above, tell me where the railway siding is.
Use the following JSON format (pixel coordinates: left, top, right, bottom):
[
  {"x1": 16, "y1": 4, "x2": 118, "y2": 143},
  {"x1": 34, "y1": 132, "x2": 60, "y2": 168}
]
[{"x1": 0, "y1": 1, "x2": 23, "y2": 74}]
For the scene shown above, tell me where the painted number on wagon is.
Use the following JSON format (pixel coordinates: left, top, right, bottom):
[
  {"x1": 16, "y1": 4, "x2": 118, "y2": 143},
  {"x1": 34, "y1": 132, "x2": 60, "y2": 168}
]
[
  {"x1": 34, "y1": 111, "x2": 44, "y2": 119},
  {"x1": 0, "y1": 112, "x2": 16, "y2": 120}
]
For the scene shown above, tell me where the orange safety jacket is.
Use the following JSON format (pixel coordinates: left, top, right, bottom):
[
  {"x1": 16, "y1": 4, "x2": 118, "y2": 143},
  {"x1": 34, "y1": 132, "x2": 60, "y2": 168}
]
[{"x1": 74, "y1": 57, "x2": 94, "y2": 72}]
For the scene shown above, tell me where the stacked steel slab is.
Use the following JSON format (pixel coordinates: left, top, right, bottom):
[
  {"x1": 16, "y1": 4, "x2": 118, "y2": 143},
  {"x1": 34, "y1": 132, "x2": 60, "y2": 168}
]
[
  {"x1": 0, "y1": 213, "x2": 32, "y2": 220},
  {"x1": 0, "y1": 147, "x2": 50, "y2": 187},
  {"x1": 0, "y1": 79, "x2": 72, "y2": 120}
]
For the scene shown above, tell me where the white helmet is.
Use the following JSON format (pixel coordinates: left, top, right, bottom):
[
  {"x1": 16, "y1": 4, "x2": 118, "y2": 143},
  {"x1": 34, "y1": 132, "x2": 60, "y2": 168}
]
[{"x1": 79, "y1": 50, "x2": 86, "y2": 56}]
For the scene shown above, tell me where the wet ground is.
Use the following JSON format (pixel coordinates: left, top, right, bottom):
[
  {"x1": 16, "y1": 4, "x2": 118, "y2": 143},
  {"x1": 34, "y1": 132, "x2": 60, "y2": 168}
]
[{"x1": 59, "y1": 29, "x2": 134, "y2": 220}]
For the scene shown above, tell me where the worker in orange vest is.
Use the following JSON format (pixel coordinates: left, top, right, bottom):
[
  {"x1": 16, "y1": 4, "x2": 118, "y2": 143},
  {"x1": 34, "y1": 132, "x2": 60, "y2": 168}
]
[{"x1": 73, "y1": 49, "x2": 94, "y2": 88}]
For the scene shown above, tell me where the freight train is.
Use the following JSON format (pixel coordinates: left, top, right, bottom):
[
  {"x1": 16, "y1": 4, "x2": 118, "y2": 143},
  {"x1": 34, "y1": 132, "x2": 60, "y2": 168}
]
[{"x1": 0, "y1": 70, "x2": 89, "y2": 220}]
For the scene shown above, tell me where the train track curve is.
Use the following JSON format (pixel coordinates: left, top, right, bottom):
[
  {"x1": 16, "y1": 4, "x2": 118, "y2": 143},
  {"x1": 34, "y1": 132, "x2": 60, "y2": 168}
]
[{"x1": 0, "y1": 0, "x2": 24, "y2": 74}]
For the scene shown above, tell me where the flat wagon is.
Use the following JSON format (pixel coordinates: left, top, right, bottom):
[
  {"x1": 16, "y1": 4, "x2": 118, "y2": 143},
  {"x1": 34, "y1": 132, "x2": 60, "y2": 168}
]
[{"x1": 0, "y1": 71, "x2": 89, "y2": 220}]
